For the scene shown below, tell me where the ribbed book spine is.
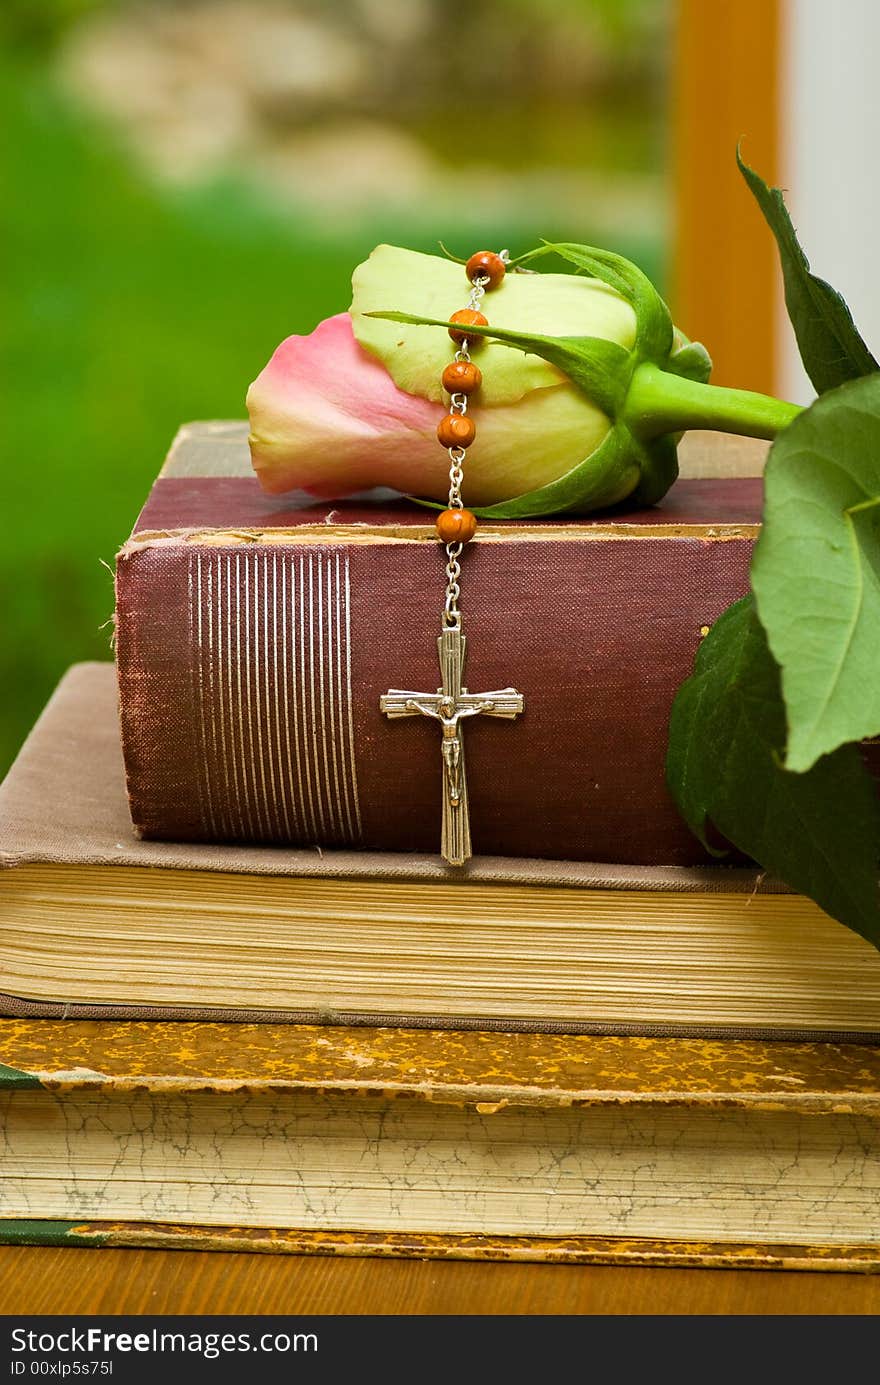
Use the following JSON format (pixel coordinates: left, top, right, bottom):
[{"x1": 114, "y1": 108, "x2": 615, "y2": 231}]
[
  {"x1": 115, "y1": 530, "x2": 753, "y2": 863},
  {"x1": 187, "y1": 548, "x2": 363, "y2": 847}
]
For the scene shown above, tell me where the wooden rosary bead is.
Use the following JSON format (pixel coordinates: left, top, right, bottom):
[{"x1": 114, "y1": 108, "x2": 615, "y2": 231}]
[
  {"x1": 466, "y1": 251, "x2": 506, "y2": 289},
  {"x1": 437, "y1": 413, "x2": 476, "y2": 449},
  {"x1": 436, "y1": 507, "x2": 478, "y2": 545},
  {"x1": 448, "y1": 309, "x2": 488, "y2": 344},
  {"x1": 441, "y1": 360, "x2": 482, "y2": 395}
]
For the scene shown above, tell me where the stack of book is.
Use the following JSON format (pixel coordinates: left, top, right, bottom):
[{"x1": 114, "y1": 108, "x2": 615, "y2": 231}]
[{"x1": 2, "y1": 423, "x2": 879, "y2": 1271}]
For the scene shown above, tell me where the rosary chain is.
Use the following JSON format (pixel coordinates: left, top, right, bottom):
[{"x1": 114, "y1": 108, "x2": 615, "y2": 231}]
[
  {"x1": 444, "y1": 544, "x2": 463, "y2": 627},
  {"x1": 441, "y1": 250, "x2": 509, "y2": 628},
  {"x1": 444, "y1": 276, "x2": 485, "y2": 627}
]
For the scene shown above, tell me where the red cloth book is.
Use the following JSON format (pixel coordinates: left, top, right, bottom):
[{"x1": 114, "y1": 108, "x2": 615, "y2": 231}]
[{"x1": 115, "y1": 422, "x2": 766, "y2": 864}]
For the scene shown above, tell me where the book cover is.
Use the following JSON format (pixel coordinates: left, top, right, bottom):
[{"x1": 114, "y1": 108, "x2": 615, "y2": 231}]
[
  {"x1": 2, "y1": 1018, "x2": 879, "y2": 1271},
  {"x1": 2, "y1": 662, "x2": 880, "y2": 1039},
  {"x1": 114, "y1": 421, "x2": 769, "y2": 864}
]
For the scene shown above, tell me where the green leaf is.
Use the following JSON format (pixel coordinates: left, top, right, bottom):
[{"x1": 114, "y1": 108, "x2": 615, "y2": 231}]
[
  {"x1": 666, "y1": 596, "x2": 880, "y2": 948},
  {"x1": 364, "y1": 309, "x2": 633, "y2": 417},
  {"x1": 750, "y1": 374, "x2": 880, "y2": 771},
  {"x1": 738, "y1": 149, "x2": 878, "y2": 394}
]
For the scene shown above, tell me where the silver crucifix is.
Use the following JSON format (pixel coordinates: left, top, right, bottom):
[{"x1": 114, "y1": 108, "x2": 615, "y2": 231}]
[{"x1": 380, "y1": 623, "x2": 524, "y2": 866}]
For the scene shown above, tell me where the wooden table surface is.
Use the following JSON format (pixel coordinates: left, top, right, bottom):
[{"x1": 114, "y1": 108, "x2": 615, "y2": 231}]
[{"x1": 2, "y1": 1246, "x2": 879, "y2": 1315}]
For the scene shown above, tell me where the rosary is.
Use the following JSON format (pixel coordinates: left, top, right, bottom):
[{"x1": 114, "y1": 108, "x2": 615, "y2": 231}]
[{"x1": 381, "y1": 251, "x2": 525, "y2": 866}]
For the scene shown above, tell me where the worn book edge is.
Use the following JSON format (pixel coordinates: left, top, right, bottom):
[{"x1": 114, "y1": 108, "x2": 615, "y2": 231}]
[
  {"x1": 119, "y1": 521, "x2": 761, "y2": 554},
  {"x1": 1, "y1": 1220, "x2": 878, "y2": 1271},
  {"x1": 3, "y1": 1019, "x2": 879, "y2": 1109}
]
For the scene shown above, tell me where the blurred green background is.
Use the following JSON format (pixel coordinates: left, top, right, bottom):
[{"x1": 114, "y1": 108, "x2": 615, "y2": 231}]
[{"x1": 1, "y1": 0, "x2": 670, "y2": 775}]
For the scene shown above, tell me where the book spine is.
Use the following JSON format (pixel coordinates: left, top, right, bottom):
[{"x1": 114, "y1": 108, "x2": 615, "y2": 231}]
[{"x1": 115, "y1": 535, "x2": 752, "y2": 863}]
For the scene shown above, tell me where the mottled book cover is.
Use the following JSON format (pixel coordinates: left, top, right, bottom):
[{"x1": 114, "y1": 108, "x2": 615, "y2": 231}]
[{"x1": 1, "y1": 1018, "x2": 879, "y2": 1271}]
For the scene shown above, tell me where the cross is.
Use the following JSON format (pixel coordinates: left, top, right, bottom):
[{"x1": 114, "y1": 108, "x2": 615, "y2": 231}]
[{"x1": 380, "y1": 625, "x2": 524, "y2": 866}]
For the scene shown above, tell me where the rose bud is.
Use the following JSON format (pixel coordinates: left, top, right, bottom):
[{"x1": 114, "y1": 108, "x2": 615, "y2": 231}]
[{"x1": 247, "y1": 243, "x2": 800, "y2": 516}]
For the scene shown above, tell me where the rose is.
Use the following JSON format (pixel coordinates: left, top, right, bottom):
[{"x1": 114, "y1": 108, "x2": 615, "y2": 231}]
[
  {"x1": 246, "y1": 247, "x2": 638, "y2": 511},
  {"x1": 247, "y1": 242, "x2": 801, "y2": 516}
]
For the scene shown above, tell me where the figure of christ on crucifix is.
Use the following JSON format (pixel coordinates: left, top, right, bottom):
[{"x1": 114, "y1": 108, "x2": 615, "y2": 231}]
[{"x1": 380, "y1": 625, "x2": 524, "y2": 866}]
